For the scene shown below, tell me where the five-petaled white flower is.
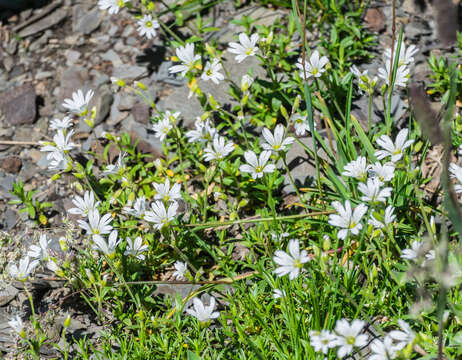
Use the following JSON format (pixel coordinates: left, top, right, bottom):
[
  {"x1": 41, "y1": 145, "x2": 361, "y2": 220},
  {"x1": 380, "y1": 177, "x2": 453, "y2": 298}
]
[
  {"x1": 77, "y1": 209, "x2": 113, "y2": 243},
  {"x1": 375, "y1": 128, "x2": 413, "y2": 162},
  {"x1": 93, "y1": 230, "x2": 120, "y2": 257},
  {"x1": 186, "y1": 296, "x2": 220, "y2": 322},
  {"x1": 154, "y1": 178, "x2": 182, "y2": 203},
  {"x1": 137, "y1": 14, "x2": 159, "y2": 40},
  {"x1": 239, "y1": 150, "x2": 276, "y2": 179},
  {"x1": 296, "y1": 50, "x2": 329, "y2": 79},
  {"x1": 358, "y1": 178, "x2": 392, "y2": 203},
  {"x1": 123, "y1": 196, "x2": 147, "y2": 218},
  {"x1": 168, "y1": 43, "x2": 201, "y2": 77},
  {"x1": 201, "y1": 59, "x2": 224, "y2": 84},
  {"x1": 401, "y1": 241, "x2": 423, "y2": 260},
  {"x1": 144, "y1": 200, "x2": 178, "y2": 230},
  {"x1": 8, "y1": 315, "x2": 24, "y2": 337},
  {"x1": 173, "y1": 261, "x2": 187, "y2": 280},
  {"x1": 9, "y1": 256, "x2": 39, "y2": 281},
  {"x1": 388, "y1": 320, "x2": 415, "y2": 350},
  {"x1": 50, "y1": 116, "x2": 73, "y2": 131},
  {"x1": 449, "y1": 163, "x2": 462, "y2": 194},
  {"x1": 369, "y1": 336, "x2": 399, "y2": 360},
  {"x1": 68, "y1": 191, "x2": 100, "y2": 217},
  {"x1": 62, "y1": 89, "x2": 94, "y2": 116},
  {"x1": 185, "y1": 118, "x2": 217, "y2": 145},
  {"x1": 27, "y1": 234, "x2": 51, "y2": 261},
  {"x1": 291, "y1": 113, "x2": 315, "y2": 136},
  {"x1": 124, "y1": 237, "x2": 148, "y2": 260},
  {"x1": 103, "y1": 151, "x2": 127, "y2": 175},
  {"x1": 228, "y1": 33, "x2": 259, "y2": 63},
  {"x1": 384, "y1": 42, "x2": 419, "y2": 67},
  {"x1": 98, "y1": 0, "x2": 127, "y2": 14},
  {"x1": 369, "y1": 162, "x2": 395, "y2": 183},
  {"x1": 203, "y1": 136, "x2": 234, "y2": 162},
  {"x1": 328, "y1": 200, "x2": 368, "y2": 240},
  {"x1": 342, "y1": 156, "x2": 368, "y2": 181},
  {"x1": 261, "y1": 124, "x2": 294, "y2": 153},
  {"x1": 273, "y1": 239, "x2": 310, "y2": 280},
  {"x1": 378, "y1": 64, "x2": 409, "y2": 88},
  {"x1": 152, "y1": 118, "x2": 173, "y2": 142},
  {"x1": 309, "y1": 330, "x2": 337, "y2": 354},
  {"x1": 332, "y1": 319, "x2": 369, "y2": 358},
  {"x1": 40, "y1": 130, "x2": 76, "y2": 162},
  {"x1": 369, "y1": 205, "x2": 396, "y2": 229}
]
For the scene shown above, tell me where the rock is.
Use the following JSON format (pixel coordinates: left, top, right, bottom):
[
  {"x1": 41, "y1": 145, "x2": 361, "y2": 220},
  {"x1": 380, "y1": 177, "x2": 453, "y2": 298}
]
[
  {"x1": 112, "y1": 64, "x2": 147, "y2": 81},
  {"x1": 432, "y1": 0, "x2": 458, "y2": 47},
  {"x1": 29, "y1": 32, "x2": 49, "y2": 52},
  {"x1": 282, "y1": 137, "x2": 317, "y2": 193},
  {"x1": 126, "y1": 37, "x2": 137, "y2": 46},
  {"x1": 18, "y1": 7, "x2": 68, "y2": 37},
  {"x1": 35, "y1": 70, "x2": 54, "y2": 80},
  {"x1": 153, "y1": 61, "x2": 184, "y2": 86},
  {"x1": 364, "y1": 8, "x2": 386, "y2": 33},
  {"x1": 120, "y1": 115, "x2": 163, "y2": 158},
  {"x1": 108, "y1": 93, "x2": 126, "y2": 125},
  {"x1": 2, "y1": 55, "x2": 14, "y2": 72},
  {"x1": 133, "y1": 101, "x2": 151, "y2": 124},
  {"x1": 0, "y1": 174, "x2": 15, "y2": 197},
  {"x1": 102, "y1": 49, "x2": 122, "y2": 66},
  {"x1": 2, "y1": 208, "x2": 17, "y2": 230},
  {"x1": 58, "y1": 67, "x2": 90, "y2": 112},
  {"x1": 118, "y1": 94, "x2": 137, "y2": 111},
  {"x1": 0, "y1": 284, "x2": 19, "y2": 306},
  {"x1": 93, "y1": 73, "x2": 110, "y2": 87},
  {"x1": 65, "y1": 49, "x2": 81, "y2": 65},
  {"x1": 0, "y1": 83, "x2": 36, "y2": 125},
  {"x1": 405, "y1": 19, "x2": 431, "y2": 40},
  {"x1": 0, "y1": 156, "x2": 22, "y2": 174},
  {"x1": 73, "y1": 6, "x2": 102, "y2": 35},
  {"x1": 93, "y1": 87, "x2": 113, "y2": 127},
  {"x1": 351, "y1": 97, "x2": 382, "y2": 131}
]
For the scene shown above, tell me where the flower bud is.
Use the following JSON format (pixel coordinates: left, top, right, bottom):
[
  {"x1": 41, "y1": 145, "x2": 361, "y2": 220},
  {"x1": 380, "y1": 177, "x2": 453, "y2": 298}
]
[{"x1": 64, "y1": 314, "x2": 71, "y2": 328}]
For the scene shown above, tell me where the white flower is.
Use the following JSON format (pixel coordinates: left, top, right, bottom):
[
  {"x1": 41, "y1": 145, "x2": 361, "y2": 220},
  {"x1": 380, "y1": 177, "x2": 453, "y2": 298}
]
[
  {"x1": 426, "y1": 250, "x2": 435, "y2": 261},
  {"x1": 124, "y1": 237, "x2": 148, "y2": 260},
  {"x1": 342, "y1": 156, "x2": 368, "y2": 180},
  {"x1": 50, "y1": 116, "x2": 73, "y2": 131},
  {"x1": 401, "y1": 241, "x2": 422, "y2": 260},
  {"x1": 378, "y1": 64, "x2": 409, "y2": 87},
  {"x1": 388, "y1": 320, "x2": 415, "y2": 350},
  {"x1": 154, "y1": 178, "x2": 182, "y2": 203},
  {"x1": 273, "y1": 239, "x2": 310, "y2": 280},
  {"x1": 328, "y1": 200, "x2": 368, "y2": 240},
  {"x1": 261, "y1": 124, "x2": 294, "y2": 153},
  {"x1": 203, "y1": 136, "x2": 234, "y2": 162},
  {"x1": 123, "y1": 196, "x2": 146, "y2": 218},
  {"x1": 45, "y1": 150, "x2": 69, "y2": 171},
  {"x1": 185, "y1": 119, "x2": 217, "y2": 145},
  {"x1": 137, "y1": 14, "x2": 159, "y2": 39},
  {"x1": 273, "y1": 289, "x2": 286, "y2": 299},
  {"x1": 291, "y1": 113, "x2": 315, "y2": 136},
  {"x1": 358, "y1": 178, "x2": 392, "y2": 203},
  {"x1": 309, "y1": 330, "x2": 337, "y2": 354},
  {"x1": 40, "y1": 130, "x2": 76, "y2": 158},
  {"x1": 350, "y1": 65, "x2": 372, "y2": 88},
  {"x1": 8, "y1": 315, "x2": 24, "y2": 336},
  {"x1": 152, "y1": 118, "x2": 173, "y2": 142},
  {"x1": 168, "y1": 43, "x2": 201, "y2": 77},
  {"x1": 173, "y1": 261, "x2": 187, "y2": 279},
  {"x1": 239, "y1": 150, "x2": 276, "y2": 179},
  {"x1": 144, "y1": 200, "x2": 178, "y2": 230},
  {"x1": 375, "y1": 129, "x2": 413, "y2": 162},
  {"x1": 201, "y1": 59, "x2": 224, "y2": 84},
  {"x1": 369, "y1": 336, "x2": 399, "y2": 360},
  {"x1": 241, "y1": 74, "x2": 254, "y2": 92},
  {"x1": 77, "y1": 209, "x2": 113, "y2": 243},
  {"x1": 369, "y1": 205, "x2": 396, "y2": 229},
  {"x1": 384, "y1": 42, "x2": 419, "y2": 67},
  {"x1": 449, "y1": 163, "x2": 462, "y2": 194},
  {"x1": 68, "y1": 191, "x2": 100, "y2": 217},
  {"x1": 333, "y1": 319, "x2": 369, "y2": 358},
  {"x1": 186, "y1": 296, "x2": 220, "y2": 322},
  {"x1": 228, "y1": 33, "x2": 259, "y2": 63},
  {"x1": 369, "y1": 162, "x2": 395, "y2": 183},
  {"x1": 93, "y1": 230, "x2": 120, "y2": 256},
  {"x1": 62, "y1": 89, "x2": 94, "y2": 116},
  {"x1": 9, "y1": 256, "x2": 39, "y2": 281},
  {"x1": 296, "y1": 50, "x2": 329, "y2": 79},
  {"x1": 271, "y1": 232, "x2": 290, "y2": 242},
  {"x1": 103, "y1": 151, "x2": 127, "y2": 175},
  {"x1": 27, "y1": 234, "x2": 51, "y2": 260},
  {"x1": 98, "y1": 0, "x2": 127, "y2": 14}
]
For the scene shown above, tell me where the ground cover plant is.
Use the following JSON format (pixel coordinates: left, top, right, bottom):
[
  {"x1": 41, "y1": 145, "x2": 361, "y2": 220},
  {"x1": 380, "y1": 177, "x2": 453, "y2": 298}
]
[{"x1": 4, "y1": 0, "x2": 462, "y2": 359}]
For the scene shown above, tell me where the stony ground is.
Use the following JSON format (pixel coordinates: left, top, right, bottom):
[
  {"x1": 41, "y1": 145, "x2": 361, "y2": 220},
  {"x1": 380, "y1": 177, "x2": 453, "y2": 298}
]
[{"x1": 0, "y1": 0, "x2": 460, "y2": 356}]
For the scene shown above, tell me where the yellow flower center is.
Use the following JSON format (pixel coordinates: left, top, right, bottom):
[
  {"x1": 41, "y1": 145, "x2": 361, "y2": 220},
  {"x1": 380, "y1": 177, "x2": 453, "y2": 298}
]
[
  {"x1": 346, "y1": 336, "x2": 356, "y2": 345},
  {"x1": 312, "y1": 68, "x2": 319, "y2": 75},
  {"x1": 273, "y1": 144, "x2": 281, "y2": 150},
  {"x1": 348, "y1": 221, "x2": 356, "y2": 230},
  {"x1": 146, "y1": 21, "x2": 152, "y2": 28},
  {"x1": 246, "y1": 48, "x2": 254, "y2": 55},
  {"x1": 255, "y1": 166, "x2": 264, "y2": 173}
]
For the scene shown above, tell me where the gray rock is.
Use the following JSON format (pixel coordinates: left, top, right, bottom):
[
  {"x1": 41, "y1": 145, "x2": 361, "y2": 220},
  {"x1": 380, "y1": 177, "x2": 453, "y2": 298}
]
[
  {"x1": 121, "y1": 25, "x2": 135, "y2": 37},
  {"x1": 351, "y1": 96, "x2": 382, "y2": 131},
  {"x1": 6, "y1": 38, "x2": 18, "y2": 55},
  {"x1": 2, "y1": 56, "x2": 14, "y2": 72},
  {"x1": 73, "y1": 6, "x2": 102, "y2": 35},
  {"x1": 3, "y1": 208, "x2": 17, "y2": 230},
  {"x1": 65, "y1": 49, "x2": 81, "y2": 65},
  {"x1": 153, "y1": 61, "x2": 184, "y2": 86},
  {"x1": 118, "y1": 95, "x2": 137, "y2": 111},
  {"x1": 18, "y1": 7, "x2": 68, "y2": 37},
  {"x1": 126, "y1": 36, "x2": 137, "y2": 46},
  {"x1": 58, "y1": 67, "x2": 90, "y2": 112},
  {"x1": 108, "y1": 93, "x2": 126, "y2": 125},
  {"x1": 0, "y1": 83, "x2": 36, "y2": 125},
  {"x1": 29, "y1": 32, "x2": 49, "y2": 52},
  {"x1": 0, "y1": 174, "x2": 15, "y2": 196},
  {"x1": 112, "y1": 64, "x2": 147, "y2": 80},
  {"x1": 35, "y1": 71, "x2": 54, "y2": 80},
  {"x1": 102, "y1": 49, "x2": 122, "y2": 66},
  {"x1": 282, "y1": 137, "x2": 317, "y2": 193},
  {"x1": 93, "y1": 74, "x2": 110, "y2": 87},
  {"x1": 0, "y1": 283, "x2": 19, "y2": 306},
  {"x1": 132, "y1": 101, "x2": 151, "y2": 125},
  {"x1": 92, "y1": 86, "x2": 113, "y2": 127}
]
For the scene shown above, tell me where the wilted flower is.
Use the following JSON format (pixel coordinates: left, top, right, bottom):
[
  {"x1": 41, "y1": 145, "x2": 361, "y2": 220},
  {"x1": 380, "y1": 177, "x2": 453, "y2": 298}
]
[
  {"x1": 123, "y1": 196, "x2": 147, "y2": 218},
  {"x1": 27, "y1": 234, "x2": 51, "y2": 261},
  {"x1": 103, "y1": 151, "x2": 127, "y2": 175},
  {"x1": 241, "y1": 74, "x2": 254, "y2": 92},
  {"x1": 449, "y1": 163, "x2": 462, "y2": 194},
  {"x1": 273, "y1": 288, "x2": 286, "y2": 299},
  {"x1": 8, "y1": 315, "x2": 25, "y2": 338}
]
